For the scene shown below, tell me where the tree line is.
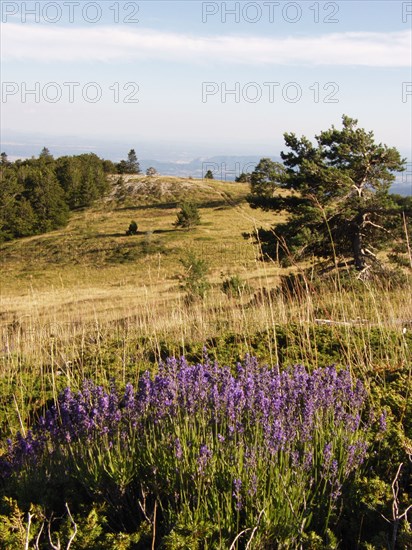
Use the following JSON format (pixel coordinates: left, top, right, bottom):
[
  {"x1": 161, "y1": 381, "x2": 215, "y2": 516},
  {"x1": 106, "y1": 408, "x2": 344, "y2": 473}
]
[{"x1": 0, "y1": 148, "x2": 141, "y2": 242}]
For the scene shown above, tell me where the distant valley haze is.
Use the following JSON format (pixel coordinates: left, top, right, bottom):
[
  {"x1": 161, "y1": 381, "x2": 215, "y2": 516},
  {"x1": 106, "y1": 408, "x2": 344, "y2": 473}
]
[
  {"x1": 1, "y1": 0, "x2": 411, "y2": 192},
  {"x1": 1, "y1": 128, "x2": 410, "y2": 194}
]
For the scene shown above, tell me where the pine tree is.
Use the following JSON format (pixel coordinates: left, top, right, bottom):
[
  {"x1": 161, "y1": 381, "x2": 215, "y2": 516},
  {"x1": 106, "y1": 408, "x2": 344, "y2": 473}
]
[
  {"x1": 23, "y1": 166, "x2": 69, "y2": 233},
  {"x1": 39, "y1": 147, "x2": 53, "y2": 161},
  {"x1": 248, "y1": 115, "x2": 408, "y2": 274},
  {"x1": 116, "y1": 150, "x2": 140, "y2": 174},
  {"x1": 174, "y1": 202, "x2": 201, "y2": 229},
  {"x1": 126, "y1": 220, "x2": 138, "y2": 235}
]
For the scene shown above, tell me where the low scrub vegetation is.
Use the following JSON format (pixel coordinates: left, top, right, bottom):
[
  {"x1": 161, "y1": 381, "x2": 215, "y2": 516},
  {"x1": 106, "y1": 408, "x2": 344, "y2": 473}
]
[
  {"x1": 1, "y1": 279, "x2": 411, "y2": 548},
  {"x1": 0, "y1": 117, "x2": 411, "y2": 547},
  {"x1": 2, "y1": 356, "x2": 379, "y2": 548}
]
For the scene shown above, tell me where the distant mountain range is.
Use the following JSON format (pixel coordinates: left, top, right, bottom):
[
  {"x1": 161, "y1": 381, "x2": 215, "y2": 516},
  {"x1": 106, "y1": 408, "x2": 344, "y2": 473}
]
[
  {"x1": 139, "y1": 156, "x2": 277, "y2": 182},
  {"x1": 1, "y1": 130, "x2": 410, "y2": 195},
  {"x1": 140, "y1": 157, "x2": 411, "y2": 195}
]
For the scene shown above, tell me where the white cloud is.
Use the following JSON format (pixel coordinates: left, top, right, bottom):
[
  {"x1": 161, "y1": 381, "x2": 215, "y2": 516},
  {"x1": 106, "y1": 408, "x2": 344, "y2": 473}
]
[{"x1": 1, "y1": 24, "x2": 411, "y2": 67}]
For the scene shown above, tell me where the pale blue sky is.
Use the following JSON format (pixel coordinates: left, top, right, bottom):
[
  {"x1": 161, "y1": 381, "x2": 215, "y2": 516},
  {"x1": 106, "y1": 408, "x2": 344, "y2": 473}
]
[{"x1": 1, "y1": 1, "x2": 411, "y2": 159}]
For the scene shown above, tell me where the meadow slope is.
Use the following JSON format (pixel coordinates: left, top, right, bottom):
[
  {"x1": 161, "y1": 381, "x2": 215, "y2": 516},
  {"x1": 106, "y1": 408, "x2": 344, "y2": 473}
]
[{"x1": 0, "y1": 175, "x2": 411, "y2": 548}]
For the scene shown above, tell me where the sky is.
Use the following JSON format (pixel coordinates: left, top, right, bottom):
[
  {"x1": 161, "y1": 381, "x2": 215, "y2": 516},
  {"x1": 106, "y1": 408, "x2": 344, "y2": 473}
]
[{"x1": 0, "y1": 0, "x2": 411, "y2": 161}]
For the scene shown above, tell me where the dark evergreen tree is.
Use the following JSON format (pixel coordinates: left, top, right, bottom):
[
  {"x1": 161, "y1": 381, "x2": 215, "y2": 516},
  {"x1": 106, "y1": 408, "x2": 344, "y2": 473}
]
[
  {"x1": 247, "y1": 115, "x2": 408, "y2": 274},
  {"x1": 55, "y1": 154, "x2": 108, "y2": 209},
  {"x1": 117, "y1": 150, "x2": 140, "y2": 174},
  {"x1": 248, "y1": 158, "x2": 285, "y2": 207},
  {"x1": 102, "y1": 159, "x2": 117, "y2": 174},
  {"x1": 235, "y1": 172, "x2": 251, "y2": 183},
  {"x1": 55, "y1": 156, "x2": 82, "y2": 208},
  {"x1": 22, "y1": 166, "x2": 69, "y2": 232},
  {"x1": 174, "y1": 202, "x2": 201, "y2": 229},
  {"x1": 0, "y1": 152, "x2": 110, "y2": 241},
  {"x1": 116, "y1": 160, "x2": 128, "y2": 174},
  {"x1": 126, "y1": 220, "x2": 138, "y2": 235},
  {"x1": 77, "y1": 154, "x2": 108, "y2": 207},
  {"x1": 39, "y1": 147, "x2": 53, "y2": 161},
  {"x1": 0, "y1": 169, "x2": 36, "y2": 240},
  {"x1": 204, "y1": 170, "x2": 214, "y2": 180},
  {"x1": 127, "y1": 149, "x2": 139, "y2": 173}
]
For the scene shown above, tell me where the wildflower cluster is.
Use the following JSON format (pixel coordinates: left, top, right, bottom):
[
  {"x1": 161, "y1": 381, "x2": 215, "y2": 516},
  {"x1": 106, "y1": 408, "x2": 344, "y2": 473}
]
[{"x1": 1, "y1": 355, "x2": 375, "y2": 547}]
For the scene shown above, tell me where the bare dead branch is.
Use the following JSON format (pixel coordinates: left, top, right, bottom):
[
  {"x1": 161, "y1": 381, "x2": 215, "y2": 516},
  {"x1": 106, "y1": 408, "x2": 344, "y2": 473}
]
[
  {"x1": 229, "y1": 528, "x2": 251, "y2": 550},
  {"x1": 402, "y1": 212, "x2": 412, "y2": 268},
  {"x1": 34, "y1": 521, "x2": 45, "y2": 549},
  {"x1": 362, "y1": 219, "x2": 391, "y2": 233},
  {"x1": 65, "y1": 503, "x2": 77, "y2": 550},
  {"x1": 48, "y1": 518, "x2": 60, "y2": 550},
  {"x1": 151, "y1": 500, "x2": 157, "y2": 550},
  {"x1": 25, "y1": 512, "x2": 33, "y2": 550},
  {"x1": 245, "y1": 509, "x2": 265, "y2": 550}
]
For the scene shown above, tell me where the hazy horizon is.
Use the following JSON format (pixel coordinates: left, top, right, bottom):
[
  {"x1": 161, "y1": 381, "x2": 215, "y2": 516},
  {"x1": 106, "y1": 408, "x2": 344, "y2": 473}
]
[{"x1": 1, "y1": 0, "x2": 411, "y2": 160}]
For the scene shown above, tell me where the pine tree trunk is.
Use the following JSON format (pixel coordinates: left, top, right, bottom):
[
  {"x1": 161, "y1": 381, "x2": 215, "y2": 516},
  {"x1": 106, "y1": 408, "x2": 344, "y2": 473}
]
[{"x1": 352, "y1": 229, "x2": 365, "y2": 270}]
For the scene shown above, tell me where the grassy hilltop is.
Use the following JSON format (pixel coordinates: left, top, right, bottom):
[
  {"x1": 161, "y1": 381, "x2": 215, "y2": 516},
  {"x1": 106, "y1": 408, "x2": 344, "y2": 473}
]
[
  {"x1": 0, "y1": 175, "x2": 276, "y2": 320},
  {"x1": 0, "y1": 174, "x2": 411, "y2": 548},
  {"x1": 1, "y1": 174, "x2": 410, "y2": 364}
]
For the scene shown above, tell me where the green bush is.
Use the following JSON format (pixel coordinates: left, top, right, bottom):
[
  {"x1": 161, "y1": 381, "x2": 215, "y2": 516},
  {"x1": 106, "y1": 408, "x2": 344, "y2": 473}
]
[
  {"x1": 221, "y1": 274, "x2": 250, "y2": 297},
  {"x1": 126, "y1": 220, "x2": 138, "y2": 236},
  {"x1": 180, "y1": 252, "x2": 210, "y2": 300},
  {"x1": 174, "y1": 202, "x2": 200, "y2": 229}
]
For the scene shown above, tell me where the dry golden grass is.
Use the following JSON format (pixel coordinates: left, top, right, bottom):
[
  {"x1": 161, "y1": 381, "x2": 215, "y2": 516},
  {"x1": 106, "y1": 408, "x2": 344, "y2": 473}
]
[
  {"x1": 0, "y1": 176, "x2": 279, "y2": 321},
  {"x1": 1, "y1": 175, "x2": 411, "y2": 425}
]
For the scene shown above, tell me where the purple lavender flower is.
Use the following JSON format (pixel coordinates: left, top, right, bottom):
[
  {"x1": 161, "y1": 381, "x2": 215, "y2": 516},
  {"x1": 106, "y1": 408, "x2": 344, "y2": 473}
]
[
  {"x1": 2, "y1": 351, "x2": 372, "y2": 525},
  {"x1": 379, "y1": 411, "x2": 387, "y2": 432},
  {"x1": 233, "y1": 477, "x2": 243, "y2": 511},
  {"x1": 197, "y1": 444, "x2": 212, "y2": 475},
  {"x1": 323, "y1": 442, "x2": 333, "y2": 466},
  {"x1": 175, "y1": 438, "x2": 183, "y2": 460}
]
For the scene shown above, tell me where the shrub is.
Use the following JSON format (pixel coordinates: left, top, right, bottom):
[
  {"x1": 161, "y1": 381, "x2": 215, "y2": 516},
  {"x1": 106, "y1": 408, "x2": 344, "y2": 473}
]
[
  {"x1": 126, "y1": 220, "x2": 138, "y2": 236},
  {"x1": 221, "y1": 274, "x2": 250, "y2": 297},
  {"x1": 180, "y1": 253, "x2": 210, "y2": 300},
  {"x1": 174, "y1": 202, "x2": 200, "y2": 229},
  {"x1": 235, "y1": 172, "x2": 251, "y2": 183}
]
